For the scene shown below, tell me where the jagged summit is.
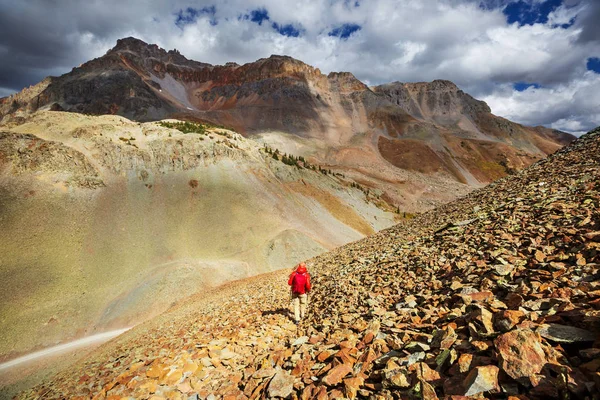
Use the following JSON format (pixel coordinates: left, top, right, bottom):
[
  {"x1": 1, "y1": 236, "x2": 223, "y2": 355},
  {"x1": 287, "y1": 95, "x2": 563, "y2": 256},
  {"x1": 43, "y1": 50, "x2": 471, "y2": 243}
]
[
  {"x1": 109, "y1": 36, "x2": 159, "y2": 53},
  {"x1": 18, "y1": 127, "x2": 600, "y2": 399}
]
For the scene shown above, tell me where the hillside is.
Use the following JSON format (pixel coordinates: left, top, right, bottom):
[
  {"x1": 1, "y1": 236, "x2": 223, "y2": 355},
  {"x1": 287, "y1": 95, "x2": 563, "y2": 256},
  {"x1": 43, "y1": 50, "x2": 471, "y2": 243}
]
[
  {"x1": 0, "y1": 111, "x2": 397, "y2": 366},
  {"x1": 16, "y1": 127, "x2": 599, "y2": 399},
  {"x1": 0, "y1": 37, "x2": 575, "y2": 211}
]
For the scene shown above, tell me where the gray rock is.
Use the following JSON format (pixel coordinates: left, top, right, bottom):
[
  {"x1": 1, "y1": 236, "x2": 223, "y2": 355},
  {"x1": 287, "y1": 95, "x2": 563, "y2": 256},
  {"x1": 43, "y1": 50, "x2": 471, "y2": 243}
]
[
  {"x1": 537, "y1": 324, "x2": 597, "y2": 343},
  {"x1": 407, "y1": 352, "x2": 426, "y2": 366},
  {"x1": 404, "y1": 342, "x2": 430, "y2": 353},
  {"x1": 291, "y1": 336, "x2": 309, "y2": 346},
  {"x1": 494, "y1": 264, "x2": 514, "y2": 276},
  {"x1": 463, "y1": 365, "x2": 499, "y2": 396}
]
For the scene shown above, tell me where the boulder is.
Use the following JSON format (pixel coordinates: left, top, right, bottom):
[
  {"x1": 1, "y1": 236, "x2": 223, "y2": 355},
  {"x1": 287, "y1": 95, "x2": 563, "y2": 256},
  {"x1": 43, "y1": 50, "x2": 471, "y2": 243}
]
[{"x1": 495, "y1": 329, "x2": 547, "y2": 381}]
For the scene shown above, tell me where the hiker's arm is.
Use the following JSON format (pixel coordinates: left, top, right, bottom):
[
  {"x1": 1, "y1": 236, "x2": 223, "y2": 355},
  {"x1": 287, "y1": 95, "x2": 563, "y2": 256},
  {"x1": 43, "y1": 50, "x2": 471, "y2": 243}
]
[
  {"x1": 288, "y1": 273, "x2": 295, "y2": 286},
  {"x1": 306, "y1": 274, "x2": 311, "y2": 292}
]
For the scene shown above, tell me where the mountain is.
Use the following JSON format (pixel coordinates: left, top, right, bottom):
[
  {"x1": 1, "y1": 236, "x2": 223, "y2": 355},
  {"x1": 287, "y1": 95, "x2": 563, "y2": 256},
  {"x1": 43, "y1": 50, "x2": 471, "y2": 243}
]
[
  {"x1": 0, "y1": 37, "x2": 575, "y2": 211},
  {"x1": 15, "y1": 127, "x2": 599, "y2": 399},
  {"x1": 0, "y1": 111, "x2": 397, "y2": 367}
]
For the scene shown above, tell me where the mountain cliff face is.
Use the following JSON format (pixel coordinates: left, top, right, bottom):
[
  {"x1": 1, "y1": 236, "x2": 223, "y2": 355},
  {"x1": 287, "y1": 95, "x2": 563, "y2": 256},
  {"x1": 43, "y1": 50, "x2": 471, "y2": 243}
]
[{"x1": 0, "y1": 37, "x2": 575, "y2": 211}]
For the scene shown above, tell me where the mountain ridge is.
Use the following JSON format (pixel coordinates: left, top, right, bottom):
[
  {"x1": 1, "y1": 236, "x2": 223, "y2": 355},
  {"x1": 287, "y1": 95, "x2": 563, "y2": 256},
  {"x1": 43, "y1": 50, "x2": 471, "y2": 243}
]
[{"x1": 0, "y1": 37, "x2": 574, "y2": 212}]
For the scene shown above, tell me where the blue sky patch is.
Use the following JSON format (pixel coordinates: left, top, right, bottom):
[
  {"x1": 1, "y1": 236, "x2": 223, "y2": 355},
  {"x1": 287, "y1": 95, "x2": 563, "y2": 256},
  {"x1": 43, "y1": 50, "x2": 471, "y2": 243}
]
[
  {"x1": 272, "y1": 22, "x2": 301, "y2": 37},
  {"x1": 588, "y1": 57, "x2": 600, "y2": 74},
  {"x1": 503, "y1": 0, "x2": 562, "y2": 26},
  {"x1": 328, "y1": 23, "x2": 361, "y2": 39},
  {"x1": 175, "y1": 6, "x2": 217, "y2": 27},
  {"x1": 249, "y1": 8, "x2": 270, "y2": 25},
  {"x1": 244, "y1": 8, "x2": 302, "y2": 37},
  {"x1": 343, "y1": 0, "x2": 360, "y2": 8},
  {"x1": 513, "y1": 82, "x2": 541, "y2": 91}
]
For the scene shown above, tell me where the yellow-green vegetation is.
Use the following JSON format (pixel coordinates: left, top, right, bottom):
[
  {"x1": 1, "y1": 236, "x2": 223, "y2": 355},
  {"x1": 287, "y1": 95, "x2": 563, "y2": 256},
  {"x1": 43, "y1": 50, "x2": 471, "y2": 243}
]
[
  {"x1": 158, "y1": 121, "x2": 237, "y2": 138},
  {"x1": 158, "y1": 121, "x2": 208, "y2": 135},
  {"x1": 475, "y1": 159, "x2": 507, "y2": 181},
  {"x1": 262, "y1": 144, "x2": 343, "y2": 178}
]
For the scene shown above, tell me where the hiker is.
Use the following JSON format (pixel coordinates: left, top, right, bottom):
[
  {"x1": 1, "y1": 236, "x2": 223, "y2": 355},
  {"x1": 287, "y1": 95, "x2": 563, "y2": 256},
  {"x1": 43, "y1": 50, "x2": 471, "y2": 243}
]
[{"x1": 288, "y1": 262, "x2": 311, "y2": 323}]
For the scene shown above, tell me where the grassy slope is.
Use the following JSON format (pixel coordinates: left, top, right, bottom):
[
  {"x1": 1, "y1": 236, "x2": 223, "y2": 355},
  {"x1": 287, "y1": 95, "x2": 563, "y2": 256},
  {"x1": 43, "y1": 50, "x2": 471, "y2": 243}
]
[{"x1": 0, "y1": 112, "x2": 396, "y2": 360}]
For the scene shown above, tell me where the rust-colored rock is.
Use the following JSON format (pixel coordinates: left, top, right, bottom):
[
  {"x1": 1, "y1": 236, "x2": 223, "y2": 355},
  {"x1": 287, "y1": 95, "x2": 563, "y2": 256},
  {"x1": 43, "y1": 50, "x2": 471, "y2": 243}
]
[
  {"x1": 494, "y1": 310, "x2": 525, "y2": 332},
  {"x1": 321, "y1": 363, "x2": 353, "y2": 386},
  {"x1": 495, "y1": 329, "x2": 547, "y2": 381}
]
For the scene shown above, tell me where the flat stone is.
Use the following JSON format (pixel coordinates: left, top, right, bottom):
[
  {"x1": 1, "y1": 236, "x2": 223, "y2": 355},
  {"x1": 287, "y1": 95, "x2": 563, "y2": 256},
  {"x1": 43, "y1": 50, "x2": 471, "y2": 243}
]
[
  {"x1": 536, "y1": 324, "x2": 597, "y2": 343},
  {"x1": 343, "y1": 376, "x2": 364, "y2": 399},
  {"x1": 420, "y1": 379, "x2": 439, "y2": 400},
  {"x1": 432, "y1": 326, "x2": 457, "y2": 349},
  {"x1": 407, "y1": 352, "x2": 426, "y2": 366},
  {"x1": 468, "y1": 291, "x2": 494, "y2": 303},
  {"x1": 253, "y1": 367, "x2": 277, "y2": 379},
  {"x1": 409, "y1": 362, "x2": 440, "y2": 383},
  {"x1": 494, "y1": 310, "x2": 525, "y2": 332},
  {"x1": 267, "y1": 370, "x2": 295, "y2": 398},
  {"x1": 386, "y1": 368, "x2": 411, "y2": 388},
  {"x1": 450, "y1": 281, "x2": 463, "y2": 290},
  {"x1": 462, "y1": 365, "x2": 499, "y2": 396},
  {"x1": 405, "y1": 341, "x2": 430, "y2": 353},
  {"x1": 322, "y1": 363, "x2": 353, "y2": 386},
  {"x1": 494, "y1": 264, "x2": 514, "y2": 276},
  {"x1": 219, "y1": 348, "x2": 236, "y2": 360},
  {"x1": 292, "y1": 336, "x2": 309, "y2": 346}
]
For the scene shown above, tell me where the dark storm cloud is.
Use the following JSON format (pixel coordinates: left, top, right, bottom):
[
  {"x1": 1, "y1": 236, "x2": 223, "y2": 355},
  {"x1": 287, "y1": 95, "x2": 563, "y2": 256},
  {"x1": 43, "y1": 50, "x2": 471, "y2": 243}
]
[
  {"x1": 0, "y1": 1, "x2": 113, "y2": 92},
  {"x1": 575, "y1": 0, "x2": 600, "y2": 44}
]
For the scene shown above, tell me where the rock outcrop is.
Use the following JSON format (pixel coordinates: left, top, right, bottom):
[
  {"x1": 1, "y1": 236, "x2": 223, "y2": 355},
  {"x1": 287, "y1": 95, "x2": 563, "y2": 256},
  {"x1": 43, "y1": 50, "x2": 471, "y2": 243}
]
[{"x1": 18, "y1": 127, "x2": 599, "y2": 399}]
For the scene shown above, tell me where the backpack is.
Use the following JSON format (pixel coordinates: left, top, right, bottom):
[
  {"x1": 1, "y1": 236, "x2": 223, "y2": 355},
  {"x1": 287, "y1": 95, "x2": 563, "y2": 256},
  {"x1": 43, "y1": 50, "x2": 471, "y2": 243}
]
[{"x1": 291, "y1": 272, "x2": 308, "y2": 294}]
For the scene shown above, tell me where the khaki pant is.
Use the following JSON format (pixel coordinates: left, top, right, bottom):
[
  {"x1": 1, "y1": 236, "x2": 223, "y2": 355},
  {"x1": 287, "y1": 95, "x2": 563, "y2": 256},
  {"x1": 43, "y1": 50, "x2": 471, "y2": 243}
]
[{"x1": 291, "y1": 292, "x2": 308, "y2": 322}]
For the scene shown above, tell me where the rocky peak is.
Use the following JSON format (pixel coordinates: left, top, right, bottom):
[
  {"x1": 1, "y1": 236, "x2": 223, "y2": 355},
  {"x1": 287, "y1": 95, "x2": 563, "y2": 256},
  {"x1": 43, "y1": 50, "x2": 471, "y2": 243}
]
[
  {"x1": 107, "y1": 37, "x2": 170, "y2": 61},
  {"x1": 404, "y1": 79, "x2": 459, "y2": 93},
  {"x1": 106, "y1": 37, "x2": 211, "y2": 69},
  {"x1": 327, "y1": 71, "x2": 369, "y2": 92},
  {"x1": 109, "y1": 37, "x2": 155, "y2": 53},
  {"x1": 401, "y1": 79, "x2": 491, "y2": 115},
  {"x1": 238, "y1": 54, "x2": 324, "y2": 82}
]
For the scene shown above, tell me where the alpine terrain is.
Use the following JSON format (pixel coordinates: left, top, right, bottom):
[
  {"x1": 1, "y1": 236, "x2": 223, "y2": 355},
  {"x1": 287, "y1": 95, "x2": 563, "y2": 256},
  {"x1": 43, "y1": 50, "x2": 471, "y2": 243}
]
[
  {"x1": 0, "y1": 36, "x2": 586, "y2": 399},
  {"x1": 1, "y1": 37, "x2": 574, "y2": 211},
  {"x1": 12, "y1": 126, "x2": 600, "y2": 399},
  {"x1": 0, "y1": 111, "x2": 396, "y2": 371}
]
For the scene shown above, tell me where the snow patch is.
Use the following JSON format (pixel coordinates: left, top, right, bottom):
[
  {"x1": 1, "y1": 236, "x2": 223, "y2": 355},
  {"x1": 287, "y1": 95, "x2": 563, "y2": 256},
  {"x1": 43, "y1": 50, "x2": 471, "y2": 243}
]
[{"x1": 150, "y1": 73, "x2": 195, "y2": 110}]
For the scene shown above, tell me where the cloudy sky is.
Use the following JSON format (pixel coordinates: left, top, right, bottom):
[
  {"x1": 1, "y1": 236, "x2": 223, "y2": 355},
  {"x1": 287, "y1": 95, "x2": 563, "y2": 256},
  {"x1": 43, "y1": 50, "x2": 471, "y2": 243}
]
[{"x1": 0, "y1": 0, "x2": 598, "y2": 134}]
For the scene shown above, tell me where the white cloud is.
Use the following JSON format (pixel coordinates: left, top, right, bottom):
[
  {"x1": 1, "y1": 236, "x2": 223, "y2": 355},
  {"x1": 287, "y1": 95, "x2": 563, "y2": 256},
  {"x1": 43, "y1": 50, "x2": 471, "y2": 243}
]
[
  {"x1": 483, "y1": 71, "x2": 600, "y2": 135},
  {"x1": 1, "y1": 0, "x2": 599, "y2": 133}
]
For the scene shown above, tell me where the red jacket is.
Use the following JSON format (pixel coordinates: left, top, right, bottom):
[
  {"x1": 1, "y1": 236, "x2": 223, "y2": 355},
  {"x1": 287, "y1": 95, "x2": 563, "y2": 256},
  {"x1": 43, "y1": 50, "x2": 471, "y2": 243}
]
[{"x1": 288, "y1": 265, "x2": 311, "y2": 294}]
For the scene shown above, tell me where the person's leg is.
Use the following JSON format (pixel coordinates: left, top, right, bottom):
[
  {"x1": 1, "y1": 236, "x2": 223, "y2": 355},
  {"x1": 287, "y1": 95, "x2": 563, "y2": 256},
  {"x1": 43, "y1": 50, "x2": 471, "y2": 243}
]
[
  {"x1": 299, "y1": 294, "x2": 307, "y2": 319},
  {"x1": 293, "y1": 294, "x2": 300, "y2": 322}
]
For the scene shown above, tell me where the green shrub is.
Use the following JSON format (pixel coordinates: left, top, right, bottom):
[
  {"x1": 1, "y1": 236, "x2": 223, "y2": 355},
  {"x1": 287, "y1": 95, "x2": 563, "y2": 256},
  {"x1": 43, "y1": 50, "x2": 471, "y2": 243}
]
[{"x1": 159, "y1": 121, "x2": 207, "y2": 135}]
